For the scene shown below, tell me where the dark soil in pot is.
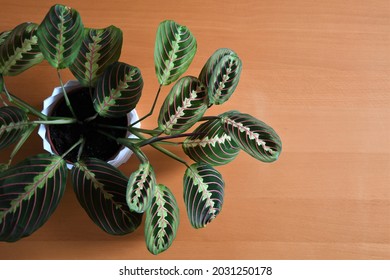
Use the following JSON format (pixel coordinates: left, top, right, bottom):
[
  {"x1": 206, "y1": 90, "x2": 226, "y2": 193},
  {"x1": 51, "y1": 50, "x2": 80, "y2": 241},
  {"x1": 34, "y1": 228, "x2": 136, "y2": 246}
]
[{"x1": 48, "y1": 87, "x2": 128, "y2": 163}]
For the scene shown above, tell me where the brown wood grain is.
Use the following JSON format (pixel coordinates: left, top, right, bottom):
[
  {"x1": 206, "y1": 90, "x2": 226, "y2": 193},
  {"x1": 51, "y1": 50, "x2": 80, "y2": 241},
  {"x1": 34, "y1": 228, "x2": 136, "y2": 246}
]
[{"x1": 0, "y1": 0, "x2": 389, "y2": 259}]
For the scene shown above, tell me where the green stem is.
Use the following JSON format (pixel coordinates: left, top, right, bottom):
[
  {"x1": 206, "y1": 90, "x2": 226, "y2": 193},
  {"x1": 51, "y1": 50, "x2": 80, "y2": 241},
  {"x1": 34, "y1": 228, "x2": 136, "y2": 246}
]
[
  {"x1": 96, "y1": 123, "x2": 128, "y2": 131},
  {"x1": 57, "y1": 69, "x2": 77, "y2": 119},
  {"x1": 0, "y1": 119, "x2": 77, "y2": 134},
  {"x1": 117, "y1": 138, "x2": 149, "y2": 163},
  {"x1": 138, "y1": 132, "x2": 205, "y2": 147},
  {"x1": 61, "y1": 138, "x2": 84, "y2": 159},
  {"x1": 151, "y1": 143, "x2": 189, "y2": 167},
  {"x1": 3, "y1": 84, "x2": 48, "y2": 120},
  {"x1": 0, "y1": 93, "x2": 8, "y2": 106},
  {"x1": 130, "y1": 130, "x2": 189, "y2": 167},
  {"x1": 32, "y1": 118, "x2": 78, "y2": 125},
  {"x1": 128, "y1": 126, "x2": 162, "y2": 136},
  {"x1": 77, "y1": 137, "x2": 86, "y2": 161},
  {"x1": 99, "y1": 130, "x2": 147, "y2": 163},
  {"x1": 97, "y1": 123, "x2": 162, "y2": 136},
  {"x1": 84, "y1": 112, "x2": 98, "y2": 122},
  {"x1": 134, "y1": 148, "x2": 149, "y2": 163},
  {"x1": 99, "y1": 127, "x2": 189, "y2": 166},
  {"x1": 96, "y1": 129, "x2": 140, "y2": 145},
  {"x1": 96, "y1": 129, "x2": 119, "y2": 141},
  {"x1": 153, "y1": 140, "x2": 180, "y2": 146},
  {"x1": 8, "y1": 124, "x2": 38, "y2": 166},
  {"x1": 130, "y1": 84, "x2": 163, "y2": 127},
  {"x1": 199, "y1": 116, "x2": 220, "y2": 122}
]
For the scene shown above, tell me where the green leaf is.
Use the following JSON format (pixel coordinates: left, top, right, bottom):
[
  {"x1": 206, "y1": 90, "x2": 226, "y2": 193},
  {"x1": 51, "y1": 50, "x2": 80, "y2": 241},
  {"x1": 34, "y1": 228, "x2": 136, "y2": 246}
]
[
  {"x1": 69, "y1": 26, "x2": 123, "y2": 87},
  {"x1": 0, "y1": 23, "x2": 44, "y2": 76},
  {"x1": 71, "y1": 158, "x2": 142, "y2": 235},
  {"x1": 158, "y1": 76, "x2": 208, "y2": 135},
  {"x1": 126, "y1": 162, "x2": 156, "y2": 213},
  {"x1": 0, "y1": 30, "x2": 12, "y2": 46},
  {"x1": 182, "y1": 118, "x2": 240, "y2": 166},
  {"x1": 221, "y1": 111, "x2": 282, "y2": 162},
  {"x1": 93, "y1": 62, "x2": 143, "y2": 118},
  {"x1": 145, "y1": 184, "x2": 179, "y2": 255},
  {"x1": 0, "y1": 154, "x2": 67, "y2": 242},
  {"x1": 183, "y1": 162, "x2": 224, "y2": 229},
  {"x1": 199, "y1": 48, "x2": 242, "y2": 105},
  {"x1": 0, "y1": 106, "x2": 29, "y2": 150},
  {"x1": 37, "y1": 4, "x2": 84, "y2": 69},
  {"x1": 0, "y1": 163, "x2": 8, "y2": 172},
  {"x1": 154, "y1": 20, "x2": 197, "y2": 85}
]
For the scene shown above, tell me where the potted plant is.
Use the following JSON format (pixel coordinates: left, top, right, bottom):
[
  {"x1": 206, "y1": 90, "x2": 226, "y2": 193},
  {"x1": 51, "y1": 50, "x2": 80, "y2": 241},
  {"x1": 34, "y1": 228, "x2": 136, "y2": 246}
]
[{"x1": 0, "y1": 4, "x2": 282, "y2": 255}]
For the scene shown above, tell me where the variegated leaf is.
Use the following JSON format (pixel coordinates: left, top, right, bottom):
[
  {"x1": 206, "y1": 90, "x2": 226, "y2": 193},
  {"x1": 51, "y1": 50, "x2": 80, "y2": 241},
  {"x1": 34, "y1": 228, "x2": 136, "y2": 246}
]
[
  {"x1": 145, "y1": 184, "x2": 179, "y2": 255},
  {"x1": 199, "y1": 48, "x2": 242, "y2": 105},
  {"x1": 0, "y1": 106, "x2": 29, "y2": 150},
  {"x1": 69, "y1": 26, "x2": 123, "y2": 87},
  {"x1": 126, "y1": 162, "x2": 156, "y2": 213},
  {"x1": 71, "y1": 158, "x2": 142, "y2": 235},
  {"x1": 0, "y1": 163, "x2": 8, "y2": 172},
  {"x1": 221, "y1": 111, "x2": 282, "y2": 162},
  {"x1": 37, "y1": 4, "x2": 84, "y2": 69},
  {"x1": 182, "y1": 118, "x2": 239, "y2": 166},
  {"x1": 93, "y1": 62, "x2": 143, "y2": 118},
  {"x1": 183, "y1": 162, "x2": 224, "y2": 229},
  {"x1": 154, "y1": 20, "x2": 197, "y2": 85},
  {"x1": 0, "y1": 23, "x2": 43, "y2": 76},
  {"x1": 0, "y1": 154, "x2": 67, "y2": 242},
  {"x1": 0, "y1": 31, "x2": 12, "y2": 46},
  {"x1": 158, "y1": 76, "x2": 208, "y2": 135}
]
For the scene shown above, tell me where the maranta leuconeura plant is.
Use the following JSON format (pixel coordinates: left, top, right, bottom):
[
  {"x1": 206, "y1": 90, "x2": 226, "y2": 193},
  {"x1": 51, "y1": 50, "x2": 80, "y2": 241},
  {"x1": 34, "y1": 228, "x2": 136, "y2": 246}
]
[{"x1": 0, "y1": 4, "x2": 281, "y2": 254}]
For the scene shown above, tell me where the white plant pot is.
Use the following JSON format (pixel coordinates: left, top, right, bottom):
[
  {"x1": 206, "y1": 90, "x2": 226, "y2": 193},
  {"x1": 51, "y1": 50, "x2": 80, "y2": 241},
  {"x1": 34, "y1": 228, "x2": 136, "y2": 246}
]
[{"x1": 38, "y1": 80, "x2": 140, "y2": 169}]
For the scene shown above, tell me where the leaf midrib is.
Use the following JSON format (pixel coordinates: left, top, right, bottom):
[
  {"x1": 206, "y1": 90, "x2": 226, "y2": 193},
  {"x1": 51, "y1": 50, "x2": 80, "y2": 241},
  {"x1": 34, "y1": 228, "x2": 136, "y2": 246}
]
[
  {"x1": 0, "y1": 157, "x2": 63, "y2": 221},
  {"x1": 78, "y1": 164, "x2": 126, "y2": 212},
  {"x1": 0, "y1": 121, "x2": 28, "y2": 134},
  {"x1": 224, "y1": 116, "x2": 275, "y2": 154}
]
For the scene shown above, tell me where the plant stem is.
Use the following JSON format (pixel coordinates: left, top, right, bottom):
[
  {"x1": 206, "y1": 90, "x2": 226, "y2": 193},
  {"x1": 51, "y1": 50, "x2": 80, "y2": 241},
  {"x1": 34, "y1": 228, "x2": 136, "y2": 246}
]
[
  {"x1": 117, "y1": 138, "x2": 148, "y2": 163},
  {"x1": 100, "y1": 130, "x2": 147, "y2": 163},
  {"x1": 96, "y1": 129, "x2": 119, "y2": 140},
  {"x1": 32, "y1": 118, "x2": 78, "y2": 125},
  {"x1": 84, "y1": 112, "x2": 99, "y2": 122},
  {"x1": 128, "y1": 126, "x2": 162, "y2": 136},
  {"x1": 153, "y1": 140, "x2": 180, "y2": 146},
  {"x1": 96, "y1": 123, "x2": 128, "y2": 131},
  {"x1": 7, "y1": 124, "x2": 37, "y2": 166},
  {"x1": 138, "y1": 132, "x2": 202, "y2": 147},
  {"x1": 3, "y1": 84, "x2": 48, "y2": 120},
  {"x1": 199, "y1": 116, "x2": 220, "y2": 122},
  {"x1": 57, "y1": 69, "x2": 77, "y2": 119},
  {"x1": 130, "y1": 84, "x2": 163, "y2": 127},
  {"x1": 0, "y1": 119, "x2": 76, "y2": 135},
  {"x1": 61, "y1": 138, "x2": 84, "y2": 159},
  {"x1": 97, "y1": 123, "x2": 162, "y2": 136},
  {"x1": 96, "y1": 128, "x2": 140, "y2": 145},
  {"x1": 130, "y1": 129, "x2": 189, "y2": 167},
  {"x1": 77, "y1": 137, "x2": 86, "y2": 161},
  {"x1": 0, "y1": 93, "x2": 8, "y2": 106},
  {"x1": 99, "y1": 126, "x2": 189, "y2": 167},
  {"x1": 151, "y1": 143, "x2": 189, "y2": 167}
]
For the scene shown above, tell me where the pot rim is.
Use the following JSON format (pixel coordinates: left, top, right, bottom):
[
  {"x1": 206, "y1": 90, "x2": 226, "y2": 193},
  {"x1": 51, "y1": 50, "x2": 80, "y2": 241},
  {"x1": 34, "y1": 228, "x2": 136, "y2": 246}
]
[{"x1": 38, "y1": 80, "x2": 140, "y2": 169}]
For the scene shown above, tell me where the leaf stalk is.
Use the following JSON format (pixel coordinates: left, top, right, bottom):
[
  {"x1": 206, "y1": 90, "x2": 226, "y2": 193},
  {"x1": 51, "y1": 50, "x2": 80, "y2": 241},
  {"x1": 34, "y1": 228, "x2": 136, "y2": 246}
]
[
  {"x1": 130, "y1": 84, "x2": 163, "y2": 127},
  {"x1": 57, "y1": 69, "x2": 77, "y2": 119}
]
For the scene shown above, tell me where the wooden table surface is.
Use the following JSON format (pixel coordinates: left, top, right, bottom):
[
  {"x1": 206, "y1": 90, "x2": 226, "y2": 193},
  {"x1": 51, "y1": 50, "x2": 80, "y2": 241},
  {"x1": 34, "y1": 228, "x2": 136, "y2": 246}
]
[{"x1": 0, "y1": 0, "x2": 389, "y2": 260}]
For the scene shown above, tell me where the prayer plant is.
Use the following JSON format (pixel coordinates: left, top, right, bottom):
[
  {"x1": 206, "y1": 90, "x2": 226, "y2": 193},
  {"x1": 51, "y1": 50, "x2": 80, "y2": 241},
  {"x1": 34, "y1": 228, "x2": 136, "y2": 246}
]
[{"x1": 0, "y1": 4, "x2": 282, "y2": 255}]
